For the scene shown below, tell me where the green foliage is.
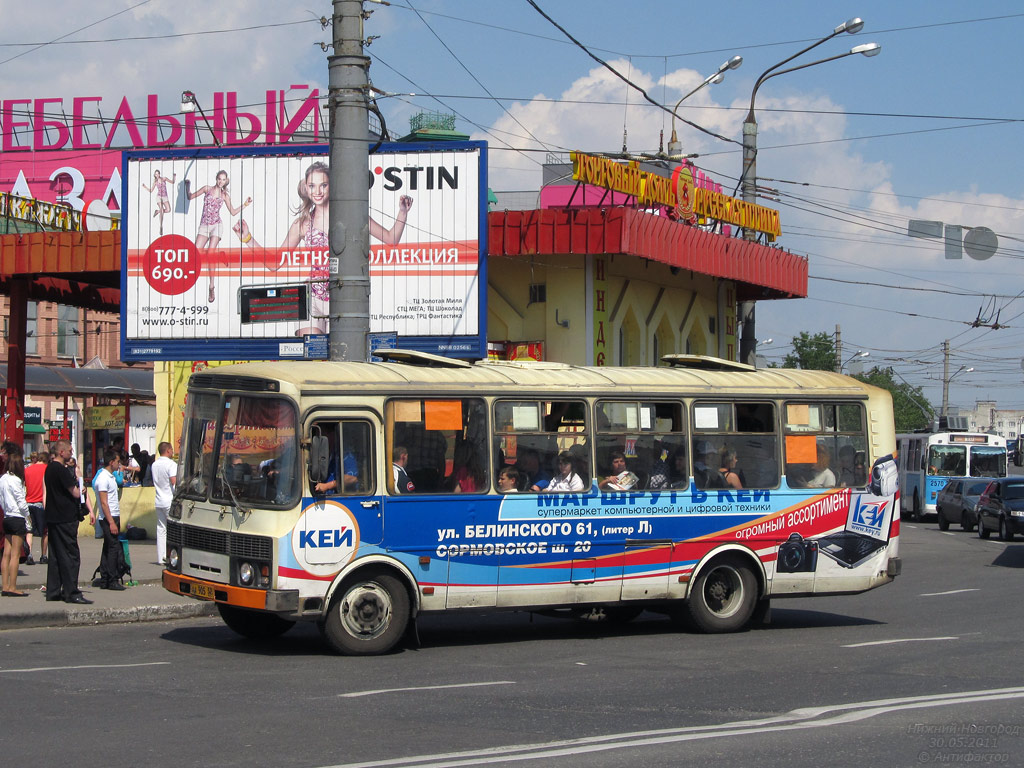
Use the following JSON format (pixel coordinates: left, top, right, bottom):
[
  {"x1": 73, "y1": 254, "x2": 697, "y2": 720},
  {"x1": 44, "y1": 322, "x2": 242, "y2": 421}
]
[
  {"x1": 854, "y1": 366, "x2": 935, "y2": 432},
  {"x1": 782, "y1": 331, "x2": 836, "y2": 371}
]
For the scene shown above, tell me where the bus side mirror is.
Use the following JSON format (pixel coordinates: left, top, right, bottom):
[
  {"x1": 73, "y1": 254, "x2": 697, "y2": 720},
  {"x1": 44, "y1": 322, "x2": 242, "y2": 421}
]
[{"x1": 310, "y1": 435, "x2": 329, "y2": 485}]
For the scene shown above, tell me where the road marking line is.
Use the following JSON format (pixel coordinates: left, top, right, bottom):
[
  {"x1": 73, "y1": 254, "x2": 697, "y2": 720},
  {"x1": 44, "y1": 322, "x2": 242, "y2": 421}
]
[
  {"x1": 941, "y1": 532, "x2": 955, "y2": 536},
  {"x1": 919, "y1": 588, "x2": 979, "y2": 597},
  {"x1": 316, "y1": 687, "x2": 1024, "y2": 768},
  {"x1": 842, "y1": 636, "x2": 957, "y2": 648},
  {"x1": 339, "y1": 681, "x2": 514, "y2": 698},
  {"x1": 0, "y1": 662, "x2": 170, "y2": 674}
]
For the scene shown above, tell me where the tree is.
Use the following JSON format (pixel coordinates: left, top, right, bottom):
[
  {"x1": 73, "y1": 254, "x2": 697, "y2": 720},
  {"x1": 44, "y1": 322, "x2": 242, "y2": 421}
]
[
  {"x1": 854, "y1": 366, "x2": 935, "y2": 432},
  {"x1": 782, "y1": 331, "x2": 836, "y2": 371}
]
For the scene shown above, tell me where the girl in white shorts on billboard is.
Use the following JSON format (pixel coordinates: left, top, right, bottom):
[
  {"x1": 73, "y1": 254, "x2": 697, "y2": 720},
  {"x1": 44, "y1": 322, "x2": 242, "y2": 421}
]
[{"x1": 188, "y1": 169, "x2": 252, "y2": 302}]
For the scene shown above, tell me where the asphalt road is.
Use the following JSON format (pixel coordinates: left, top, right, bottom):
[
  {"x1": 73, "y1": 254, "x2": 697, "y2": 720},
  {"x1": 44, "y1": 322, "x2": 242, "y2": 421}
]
[{"x1": 3, "y1": 522, "x2": 1023, "y2": 768}]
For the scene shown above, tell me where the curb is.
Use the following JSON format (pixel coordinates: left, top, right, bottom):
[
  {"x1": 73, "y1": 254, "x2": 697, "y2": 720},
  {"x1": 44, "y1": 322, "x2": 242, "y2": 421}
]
[{"x1": 0, "y1": 601, "x2": 217, "y2": 631}]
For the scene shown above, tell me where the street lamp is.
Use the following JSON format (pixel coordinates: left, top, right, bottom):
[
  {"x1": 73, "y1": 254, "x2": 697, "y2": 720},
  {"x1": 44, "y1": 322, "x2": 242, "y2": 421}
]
[
  {"x1": 737, "y1": 18, "x2": 880, "y2": 367},
  {"x1": 941, "y1": 365, "x2": 974, "y2": 418},
  {"x1": 666, "y1": 55, "x2": 742, "y2": 159},
  {"x1": 842, "y1": 350, "x2": 869, "y2": 371},
  {"x1": 180, "y1": 90, "x2": 220, "y2": 146}
]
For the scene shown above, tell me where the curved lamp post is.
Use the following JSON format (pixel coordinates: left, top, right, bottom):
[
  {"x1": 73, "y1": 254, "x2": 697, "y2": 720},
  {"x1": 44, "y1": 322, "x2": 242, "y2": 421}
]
[
  {"x1": 942, "y1": 365, "x2": 974, "y2": 418},
  {"x1": 842, "y1": 349, "x2": 870, "y2": 372},
  {"x1": 738, "y1": 18, "x2": 880, "y2": 367},
  {"x1": 666, "y1": 55, "x2": 742, "y2": 159}
]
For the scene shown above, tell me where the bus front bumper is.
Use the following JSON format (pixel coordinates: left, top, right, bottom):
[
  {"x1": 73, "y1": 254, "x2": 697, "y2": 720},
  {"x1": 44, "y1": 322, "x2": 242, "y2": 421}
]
[{"x1": 163, "y1": 571, "x2": 299, "y2": 613}]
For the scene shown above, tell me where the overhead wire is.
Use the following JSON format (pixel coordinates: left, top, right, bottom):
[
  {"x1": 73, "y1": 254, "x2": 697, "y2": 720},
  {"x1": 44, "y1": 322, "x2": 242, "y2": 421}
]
[
  {"x1": 524, "y1": 0, "x2": 740, "y2": 147},
  {"x1": 0, "y1": 0, "x2": 153, "y2": 67},
  {"x1": 404, "y1": 0, "x2": 558, "y2": 153}
]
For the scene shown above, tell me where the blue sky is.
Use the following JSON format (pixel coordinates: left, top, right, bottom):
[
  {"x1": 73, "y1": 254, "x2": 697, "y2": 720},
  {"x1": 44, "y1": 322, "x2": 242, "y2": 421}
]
[{"x1": 2, "y1": 1, "x2": 1023, "y2": 412}]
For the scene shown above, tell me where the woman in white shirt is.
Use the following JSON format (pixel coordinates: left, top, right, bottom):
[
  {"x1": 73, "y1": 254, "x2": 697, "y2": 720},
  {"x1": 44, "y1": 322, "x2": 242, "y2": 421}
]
[
  {"x1": 1, "y1": 451, "x2": 30, "y2": 596},
  {"x1": 544, "y1": 451, "x2": 585, "y2": 493}
]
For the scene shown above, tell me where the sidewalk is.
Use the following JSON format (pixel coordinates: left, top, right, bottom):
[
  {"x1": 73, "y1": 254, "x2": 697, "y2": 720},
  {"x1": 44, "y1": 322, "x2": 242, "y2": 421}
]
[{"x1": 0, "y1": 535, "x2": 216, "y2": 630}]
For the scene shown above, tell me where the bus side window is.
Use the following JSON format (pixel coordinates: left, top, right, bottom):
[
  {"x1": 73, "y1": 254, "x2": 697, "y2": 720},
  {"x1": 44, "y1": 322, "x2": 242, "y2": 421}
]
[
  {"x1": 784, "y1": 402, "x2": 864, "y2": 489},
  {"x1": 387, "y1": 399, "x2": 488, "y2": 494},
  {"x1": 692, "y1": 401, "x2": 779, "y2": 490},
  {"x1": 309, "y1": 420, "x2": 373, "y2": 495},
  {"x1": 495, "y1": 400, "x2": 589, "y2": 492}
]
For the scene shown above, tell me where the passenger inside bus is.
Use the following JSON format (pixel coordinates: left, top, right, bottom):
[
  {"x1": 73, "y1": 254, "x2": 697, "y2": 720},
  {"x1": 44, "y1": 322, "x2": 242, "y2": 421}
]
[
  {"x1": 806, "y1": 445, "x2": 837, "y2": 488},
  {"x1": 693, "y1": 440, "x2": 728, "y2": 490},
  {"x1": 598, "y1": 450, "x2": 637, "y2": 490},
  {"x1": 497, "y1": 466, "x2": 522, "y2": 493},
  {"x1": 718, "y1": 447, "x2": 743, "y2": 489},
  {"x1": 666, "y1": 447, "x2": 689, "y2": 489},
  {"x1": 517, "y1": 448, "x2": 551, "y2": 492}
]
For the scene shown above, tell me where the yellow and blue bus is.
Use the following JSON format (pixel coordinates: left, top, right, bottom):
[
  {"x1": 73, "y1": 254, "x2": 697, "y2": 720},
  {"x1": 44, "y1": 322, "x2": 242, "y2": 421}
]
[
  {"x1": 163, "y1": 352, "x2": 902, "y2": 655},
  {"x1": 896, "y1": 431, "x2": 1007, "y2": 522}
]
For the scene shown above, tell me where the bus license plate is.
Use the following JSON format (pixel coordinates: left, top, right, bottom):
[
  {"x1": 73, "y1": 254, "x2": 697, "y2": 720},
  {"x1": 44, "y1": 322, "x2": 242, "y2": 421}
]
[{"x1": 191, "y1": 583, "x2": 216, "y2": 600}]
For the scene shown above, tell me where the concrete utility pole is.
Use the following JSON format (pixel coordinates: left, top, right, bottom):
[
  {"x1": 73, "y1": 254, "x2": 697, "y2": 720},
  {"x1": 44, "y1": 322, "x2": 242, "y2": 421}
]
[
  {"x1": 941, "y1": 340, "x2": 950, "y2": 418},
  {"x1": 328, "y1": 0, "x2": 371, "y2": 361}
]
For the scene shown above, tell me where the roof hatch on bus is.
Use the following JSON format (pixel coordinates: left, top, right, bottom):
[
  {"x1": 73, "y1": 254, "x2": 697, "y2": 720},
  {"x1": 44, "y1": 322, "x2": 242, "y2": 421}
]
[{"x1": 660, "y1": 354, "x2": 755, "y2": 372}]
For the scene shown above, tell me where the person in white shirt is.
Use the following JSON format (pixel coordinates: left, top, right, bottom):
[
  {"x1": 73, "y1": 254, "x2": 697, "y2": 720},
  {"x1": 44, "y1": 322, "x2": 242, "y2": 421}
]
[
  {"x1": 94, "y1": 448, "x2": 126, "y2": 590},
  {"x1": 150, "y1": 442, "x2": 177, "y2": 567},
  {"x1": 544, "y1": 451, "x2": 585, "y2": 493},
  {"x1": 807, "y1": 445, "x2": 837, "y2": 488},
  {"x1": 1, "y1": 450, "x2": 30, "y2": 596}
]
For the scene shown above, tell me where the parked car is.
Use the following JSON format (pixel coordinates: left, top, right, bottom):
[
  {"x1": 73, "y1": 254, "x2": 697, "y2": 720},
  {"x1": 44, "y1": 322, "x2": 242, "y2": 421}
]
[
  {"x1": 935, "y1": 477, "x2": 990, "y2": 531},
  {"x1": 975, "y1": 476, "x2": 1024, "y2": 541}
]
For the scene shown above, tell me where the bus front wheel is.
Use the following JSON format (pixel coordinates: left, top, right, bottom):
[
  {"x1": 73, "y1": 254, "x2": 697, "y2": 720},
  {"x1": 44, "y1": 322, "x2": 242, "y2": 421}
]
[
  {"x1": 322, "y1": 570, "x2": 410, "y2": 655},
  {"x1": 683, "y1": 555, "x2": 758, "y2": 633},
  {"x1": 217, "y1": 603, "x2": 295, "y2": 640}
]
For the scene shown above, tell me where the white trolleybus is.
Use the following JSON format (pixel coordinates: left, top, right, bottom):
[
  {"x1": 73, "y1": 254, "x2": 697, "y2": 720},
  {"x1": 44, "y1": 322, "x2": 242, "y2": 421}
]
[
  {"x1": 896, "y1": 430, "x2": 1007, "y2": 522},
  {"x1": 164, "y1": 352, "x2": 902, "y2": 655}
]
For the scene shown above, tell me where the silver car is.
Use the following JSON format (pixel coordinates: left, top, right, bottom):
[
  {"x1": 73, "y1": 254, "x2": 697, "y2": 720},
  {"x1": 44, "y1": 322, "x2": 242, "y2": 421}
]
[{"x1": 935, "y1": 477, "x2": 989, "y2": 532}]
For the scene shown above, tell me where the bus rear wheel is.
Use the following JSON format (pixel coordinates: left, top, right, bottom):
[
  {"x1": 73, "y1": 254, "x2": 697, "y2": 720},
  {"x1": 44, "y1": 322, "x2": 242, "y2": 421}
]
[
  {"x1": 217, "y1": 603, "x2": 295, "y2": 640},
  {"x1": 683, "y1": 555, "x2": 757, "y2": 633},
  {"x1": 322, "y1": 570, "x2": 410, "y2": 655}
]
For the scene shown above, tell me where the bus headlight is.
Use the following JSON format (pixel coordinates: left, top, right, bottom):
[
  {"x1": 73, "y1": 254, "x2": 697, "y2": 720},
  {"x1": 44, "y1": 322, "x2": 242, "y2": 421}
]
[
  {"x1": 168, "y1": 547, "x2": 180, "y2": 570},
  {"x1": 239, "y1": 562, "x2": 255, "y2": 586}
]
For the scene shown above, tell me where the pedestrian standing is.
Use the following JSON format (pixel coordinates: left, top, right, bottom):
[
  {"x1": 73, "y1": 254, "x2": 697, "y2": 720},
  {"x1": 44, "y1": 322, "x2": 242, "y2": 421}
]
[
  {"x1": 24, "y1": 451, "x2": 48, "y2": 564},
  {"x1": 94, "y1": 448, "x2": 125, "y2": 590},
  {"x1": 150, "y1": 442, "x2": 177, "y2": 566},
  {"x1": 1, "y1": 448, "x2": 30, "y2": 596},
  {"x1": 44, "y1": 440, "x2": 92, "y2": 604}
]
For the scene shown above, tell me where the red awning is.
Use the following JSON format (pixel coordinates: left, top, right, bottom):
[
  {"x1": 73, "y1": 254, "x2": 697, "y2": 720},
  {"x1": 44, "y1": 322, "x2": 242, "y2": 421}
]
[
  {"x1": 488, "y1": 208, "x2": 807, "y2": 301},
  {"x1": 0, "y1": 230, "x2": 120, "y2": 312}
]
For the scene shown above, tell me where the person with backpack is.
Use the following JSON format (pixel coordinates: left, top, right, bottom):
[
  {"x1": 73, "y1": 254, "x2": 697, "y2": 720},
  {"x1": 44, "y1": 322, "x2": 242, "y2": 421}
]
[{"x1": 94, "y1": 448, "x2": 126, "y2": 591}]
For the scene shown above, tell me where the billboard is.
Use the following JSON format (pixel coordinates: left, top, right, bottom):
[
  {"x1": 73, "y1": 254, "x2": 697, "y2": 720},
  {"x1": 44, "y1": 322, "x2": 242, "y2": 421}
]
[{"x1": 121, "y1": 142, "x2": 487, "y2": 361}]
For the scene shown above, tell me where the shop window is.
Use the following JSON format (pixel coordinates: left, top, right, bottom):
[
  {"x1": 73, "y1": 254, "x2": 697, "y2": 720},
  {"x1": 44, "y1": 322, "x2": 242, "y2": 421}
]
[
  {"x1": 57, "y1": 304, "x2": 79, "y2": 358},
  {"x1": 26, "y1": 301, "x2": 38, "y2": 356}
]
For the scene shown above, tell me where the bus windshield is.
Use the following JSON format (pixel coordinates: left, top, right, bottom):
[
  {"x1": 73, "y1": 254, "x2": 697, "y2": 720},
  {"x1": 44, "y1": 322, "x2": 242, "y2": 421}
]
[
  {"x1": 969, "y1": 446, "x2": 1006, "y2": 477},
  {"x1": 180, "y1": 392, "x2": 298, "y2": 506},
  {"x1": 927, "y1": 445, "x2": 966, "y2": 476}
]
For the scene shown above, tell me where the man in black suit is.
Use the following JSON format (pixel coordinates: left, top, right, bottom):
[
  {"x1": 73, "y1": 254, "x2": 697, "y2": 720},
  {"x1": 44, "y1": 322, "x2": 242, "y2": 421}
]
[{"x1": 44, "y1": 440, "x2": 93, "y2": 604}]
